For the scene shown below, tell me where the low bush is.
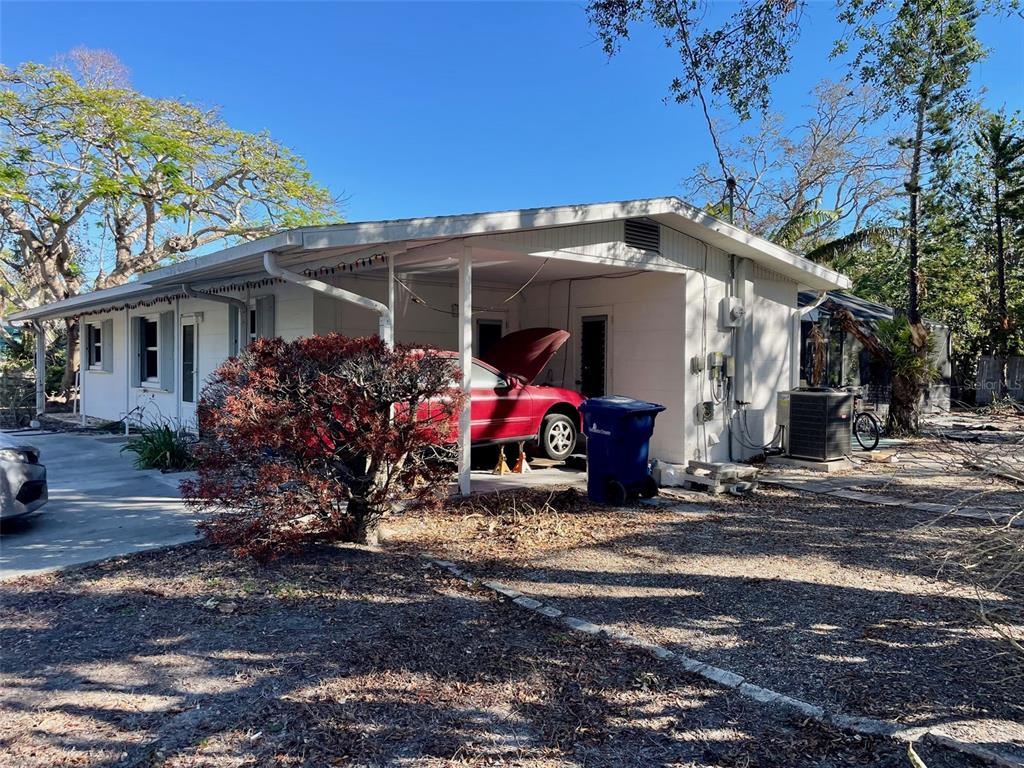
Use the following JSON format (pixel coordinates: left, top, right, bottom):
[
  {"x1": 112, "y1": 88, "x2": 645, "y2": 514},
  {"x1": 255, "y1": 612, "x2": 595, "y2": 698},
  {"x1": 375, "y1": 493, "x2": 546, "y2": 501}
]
[
  {"x1": 122, "y1": 421, "x2": 195, "y2": 471},
  {"x1": 182, "y1": 334, "x2": 463, "y2": 559}
]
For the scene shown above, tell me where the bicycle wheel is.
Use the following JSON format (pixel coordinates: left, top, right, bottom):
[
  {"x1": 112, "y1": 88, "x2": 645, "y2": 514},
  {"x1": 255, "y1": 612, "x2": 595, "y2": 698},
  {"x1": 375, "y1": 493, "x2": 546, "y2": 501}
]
[{"x1": 853, "y1": 412, "x2": 881, "y2": 451}]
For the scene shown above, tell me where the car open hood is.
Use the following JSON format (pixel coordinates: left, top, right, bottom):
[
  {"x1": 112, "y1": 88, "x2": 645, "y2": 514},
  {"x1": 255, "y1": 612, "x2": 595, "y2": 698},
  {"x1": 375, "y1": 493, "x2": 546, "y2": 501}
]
[{"x1": 479, "y1": 327, "x2": 569, "y2": 383}]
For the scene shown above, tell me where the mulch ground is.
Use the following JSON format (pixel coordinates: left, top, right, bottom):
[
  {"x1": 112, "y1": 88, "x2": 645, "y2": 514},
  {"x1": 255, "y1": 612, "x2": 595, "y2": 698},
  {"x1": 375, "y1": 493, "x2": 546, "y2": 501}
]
[
  {"x1": 386, "y1": 484, "x2": 1024, "y2": 762},
  {"x1": 0, "y1": 541, "x2": 990, "y2": 767}
]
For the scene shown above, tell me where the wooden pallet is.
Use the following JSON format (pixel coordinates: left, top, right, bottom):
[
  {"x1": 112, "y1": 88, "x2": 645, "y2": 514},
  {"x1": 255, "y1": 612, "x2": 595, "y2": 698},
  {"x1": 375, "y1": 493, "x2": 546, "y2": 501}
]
[{"x1": 682, "y1": 461, "x2": 759, "y2": 495}]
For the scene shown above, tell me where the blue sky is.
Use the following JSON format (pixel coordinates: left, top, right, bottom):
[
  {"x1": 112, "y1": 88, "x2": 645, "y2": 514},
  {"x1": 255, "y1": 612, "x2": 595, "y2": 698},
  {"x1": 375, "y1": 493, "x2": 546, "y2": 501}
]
[{"x1": 2, "y1": 1, "x2": 1022, "y2": 223}]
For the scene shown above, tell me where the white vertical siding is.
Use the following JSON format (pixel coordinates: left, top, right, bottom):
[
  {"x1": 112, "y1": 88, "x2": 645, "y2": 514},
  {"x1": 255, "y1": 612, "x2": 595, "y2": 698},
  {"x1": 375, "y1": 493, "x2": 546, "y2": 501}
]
[{"x1": 520, "y1": 272, "x2": 688, "y2": 463}]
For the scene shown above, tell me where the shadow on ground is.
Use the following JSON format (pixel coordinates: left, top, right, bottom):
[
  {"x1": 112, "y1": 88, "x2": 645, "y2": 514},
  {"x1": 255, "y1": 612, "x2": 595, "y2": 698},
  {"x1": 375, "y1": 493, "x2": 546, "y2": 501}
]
[
  {"x1": 0, "y1": 541, "x2": 987, "y2": 768},
  {"x1": 391, "y1": 486, "x2": 1024, "y2": 761}
]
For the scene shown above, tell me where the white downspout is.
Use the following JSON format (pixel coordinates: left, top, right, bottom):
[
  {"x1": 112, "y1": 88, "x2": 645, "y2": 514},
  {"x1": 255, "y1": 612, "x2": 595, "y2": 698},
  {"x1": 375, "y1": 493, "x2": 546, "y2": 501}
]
[
  {"x1": 124, "y1": 310, "x2": 131, "y2": 436},
  {"x1": 181, "y1": 284, "x2": 249, "y2": 349},
  {"x1": 262, "y1": 251, "x2": 395, "y2": 347},
  {"x1": 792, "y1": 290, "x2": 828, "y2": 388},
  {"x1": 175, "y1": 296, "x2": 181, "y2": 425}
]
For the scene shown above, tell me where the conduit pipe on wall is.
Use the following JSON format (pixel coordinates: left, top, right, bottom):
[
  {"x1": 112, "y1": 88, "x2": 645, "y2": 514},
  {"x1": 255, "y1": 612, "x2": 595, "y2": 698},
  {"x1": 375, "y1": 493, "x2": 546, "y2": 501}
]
[
  {"x1": 727, "y1": 256, "x2": 752, "y2": 461},
  {"x1": 263, "y1": 251, "x2": 395, "y2": 347}
]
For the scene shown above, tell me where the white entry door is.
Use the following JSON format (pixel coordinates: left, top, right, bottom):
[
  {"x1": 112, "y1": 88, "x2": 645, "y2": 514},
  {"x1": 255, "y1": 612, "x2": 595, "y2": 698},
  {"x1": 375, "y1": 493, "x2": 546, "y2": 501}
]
[{"x1": 180, "y1": 318, "x2": 199, "y2": 428}]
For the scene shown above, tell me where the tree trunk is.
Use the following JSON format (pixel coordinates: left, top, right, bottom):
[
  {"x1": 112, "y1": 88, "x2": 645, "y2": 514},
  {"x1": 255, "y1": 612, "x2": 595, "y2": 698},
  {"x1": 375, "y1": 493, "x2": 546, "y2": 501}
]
[
  {"x1": 60, "y1": 317, "x2": 79, "y2": 397},
  {"x1": 888, "y1": 373, "x2": 920, "y2": 435},
  {"x1": 994, "y1": 178, "x2": 1009, "y2": 397},
  {"x1": 835, "y1": 307, "x2": 924, "y2": 434},
  {"x1": 907, "y1": 93, "x2": 927, "y2": 327},
  {"x1": 349, "y1": 499, "x2": 382, "y2": 546}
]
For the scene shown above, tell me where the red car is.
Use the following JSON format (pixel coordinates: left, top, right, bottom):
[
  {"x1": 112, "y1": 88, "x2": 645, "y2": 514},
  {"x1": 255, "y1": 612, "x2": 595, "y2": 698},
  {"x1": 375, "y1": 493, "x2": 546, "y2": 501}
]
[{"x1": 422, "y1": 328, "x2": 584, "y2": 460}]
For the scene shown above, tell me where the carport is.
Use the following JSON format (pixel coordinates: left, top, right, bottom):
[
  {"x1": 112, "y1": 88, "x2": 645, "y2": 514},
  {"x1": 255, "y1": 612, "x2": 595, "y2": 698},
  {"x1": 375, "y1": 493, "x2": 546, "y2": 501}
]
[{"x1": 136, "y1": 222, "x2": 690, "y2": 495}]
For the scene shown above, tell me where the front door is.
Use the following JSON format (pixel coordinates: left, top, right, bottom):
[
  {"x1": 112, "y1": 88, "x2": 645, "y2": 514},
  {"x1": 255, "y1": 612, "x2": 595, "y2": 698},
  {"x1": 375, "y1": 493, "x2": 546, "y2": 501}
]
[
  {"x1": 576, "y1": 311, "x2": 610, "y2": 398},
  {"x1": 180, "y1": 319, "x2": 199, "y2": 428}
]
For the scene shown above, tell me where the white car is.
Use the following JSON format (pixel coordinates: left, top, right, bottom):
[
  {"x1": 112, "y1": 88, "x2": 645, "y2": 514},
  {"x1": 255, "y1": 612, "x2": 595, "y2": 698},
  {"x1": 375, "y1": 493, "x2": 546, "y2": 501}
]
[{"x1": 0, "y1": 431, "x2": 47, "y2": 520}]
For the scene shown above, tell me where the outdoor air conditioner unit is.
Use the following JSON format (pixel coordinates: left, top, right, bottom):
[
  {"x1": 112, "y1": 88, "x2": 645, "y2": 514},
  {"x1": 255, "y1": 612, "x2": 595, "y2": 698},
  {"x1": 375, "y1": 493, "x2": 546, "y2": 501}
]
[{"x1": 783, "y1": 389, "x2": 853, "y2": 461}]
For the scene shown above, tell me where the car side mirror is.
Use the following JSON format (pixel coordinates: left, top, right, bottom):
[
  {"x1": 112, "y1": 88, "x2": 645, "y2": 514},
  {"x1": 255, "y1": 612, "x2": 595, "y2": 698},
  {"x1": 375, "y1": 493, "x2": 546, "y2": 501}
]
[{"x1": 496, "y1": 377, "x2": 512, "y2": 390}]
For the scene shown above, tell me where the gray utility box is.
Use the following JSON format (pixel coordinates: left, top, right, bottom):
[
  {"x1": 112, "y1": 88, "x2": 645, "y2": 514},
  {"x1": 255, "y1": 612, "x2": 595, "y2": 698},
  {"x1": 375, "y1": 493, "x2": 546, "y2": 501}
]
[{"x1": 779, "y1": 390, "x2": 853, "y2": 461}]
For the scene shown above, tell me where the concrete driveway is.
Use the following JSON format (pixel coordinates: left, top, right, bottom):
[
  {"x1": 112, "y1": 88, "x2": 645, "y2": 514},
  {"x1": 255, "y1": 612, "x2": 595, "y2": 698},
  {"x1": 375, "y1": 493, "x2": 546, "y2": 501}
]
[{"x1": 0, "y1": 431, "x2": 197, "y2": 580}]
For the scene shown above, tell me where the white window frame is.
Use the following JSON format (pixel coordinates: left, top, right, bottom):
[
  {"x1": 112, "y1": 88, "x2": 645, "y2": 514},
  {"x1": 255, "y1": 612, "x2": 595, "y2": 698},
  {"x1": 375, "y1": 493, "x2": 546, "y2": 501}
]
[
  {"x1": 87, "y1": 323, "x2": 103, "y2": 370},
  {"x1": 140, "y1": 315, "x2": 160, "y2": 386},
  {"x1": 249, "y1": 303, "x2": 258, "y2": 345}
]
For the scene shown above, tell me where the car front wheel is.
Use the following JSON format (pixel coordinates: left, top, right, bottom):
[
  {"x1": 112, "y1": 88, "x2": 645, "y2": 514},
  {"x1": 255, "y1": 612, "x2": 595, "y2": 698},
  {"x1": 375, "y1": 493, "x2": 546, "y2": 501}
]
[{"x1": 540, "y1": 413, "x2": 577, "y2": 461}]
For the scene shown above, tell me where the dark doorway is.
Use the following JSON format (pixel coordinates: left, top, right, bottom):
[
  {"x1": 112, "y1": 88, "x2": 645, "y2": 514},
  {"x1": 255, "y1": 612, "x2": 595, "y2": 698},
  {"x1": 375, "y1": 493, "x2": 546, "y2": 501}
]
[
  {"x1": 476, "y1": 319, "x2": 503, "y2": 358},
  {"x1": 578, "y1": 315, "x2": 608, "y2": 397}
]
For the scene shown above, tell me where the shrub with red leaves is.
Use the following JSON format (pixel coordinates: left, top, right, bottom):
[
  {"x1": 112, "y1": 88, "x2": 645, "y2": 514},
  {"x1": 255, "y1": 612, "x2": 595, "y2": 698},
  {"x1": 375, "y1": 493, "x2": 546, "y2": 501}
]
[{"x1": 182, "y1": 334, "x2": 463, "y2": 559}]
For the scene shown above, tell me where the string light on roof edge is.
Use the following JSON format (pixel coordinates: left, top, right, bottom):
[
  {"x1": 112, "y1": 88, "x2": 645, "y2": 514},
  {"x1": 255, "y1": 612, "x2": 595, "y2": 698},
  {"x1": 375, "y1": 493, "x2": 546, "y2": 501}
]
[{"x1": 73, "y1": 253, "x2": 392, "y2": 320}]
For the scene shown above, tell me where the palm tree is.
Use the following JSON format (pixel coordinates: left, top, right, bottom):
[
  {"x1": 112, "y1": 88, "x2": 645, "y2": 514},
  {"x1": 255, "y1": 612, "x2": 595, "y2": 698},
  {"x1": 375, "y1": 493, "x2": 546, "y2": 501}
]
[{"x1": 767, "y1": 201, "x2": 901, "y2": 274}]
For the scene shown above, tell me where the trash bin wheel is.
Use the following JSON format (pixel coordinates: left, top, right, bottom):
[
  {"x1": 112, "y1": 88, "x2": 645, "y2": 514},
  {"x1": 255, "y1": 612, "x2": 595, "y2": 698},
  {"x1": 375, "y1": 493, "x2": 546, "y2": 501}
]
[
  {"x1": 540, "y1": 413, "x2": 578, "y2": 461},
  {"x1": 638, "y1": 475, "x2": 659, "y2": 499},
  {"x1": 605, "y1": 479, "x2": 628, "y2": 506}
]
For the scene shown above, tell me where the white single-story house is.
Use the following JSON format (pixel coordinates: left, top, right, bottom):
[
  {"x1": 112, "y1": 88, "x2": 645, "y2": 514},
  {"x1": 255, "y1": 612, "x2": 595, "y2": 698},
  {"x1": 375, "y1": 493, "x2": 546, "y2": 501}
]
[{"x1": 6, "y1": 197, "x2": 850, "y2": 493}]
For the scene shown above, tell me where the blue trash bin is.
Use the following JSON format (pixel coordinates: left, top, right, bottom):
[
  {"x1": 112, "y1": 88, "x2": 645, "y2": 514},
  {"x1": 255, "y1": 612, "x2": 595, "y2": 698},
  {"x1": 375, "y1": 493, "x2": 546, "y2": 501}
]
[{"x1": 579, "y1": 396, "x2": 665, "y2": 504}]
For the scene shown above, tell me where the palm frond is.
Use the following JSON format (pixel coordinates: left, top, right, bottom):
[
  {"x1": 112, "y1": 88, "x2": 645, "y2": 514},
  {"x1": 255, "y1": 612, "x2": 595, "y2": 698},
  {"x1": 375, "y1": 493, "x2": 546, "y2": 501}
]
[
  {"x1": 770, "y1": 204, "x2": 841, "y2": 249},
  {"x1": 804, "y1": 226, "x2": 902, "y2": 268}
]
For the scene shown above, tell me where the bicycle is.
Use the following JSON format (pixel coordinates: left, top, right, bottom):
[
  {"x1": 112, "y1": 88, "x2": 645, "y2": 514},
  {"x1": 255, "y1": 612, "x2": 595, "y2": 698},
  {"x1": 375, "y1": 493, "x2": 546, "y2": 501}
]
[{"x1": 846, "y1": 386, "x2": 884, "y2": 451}]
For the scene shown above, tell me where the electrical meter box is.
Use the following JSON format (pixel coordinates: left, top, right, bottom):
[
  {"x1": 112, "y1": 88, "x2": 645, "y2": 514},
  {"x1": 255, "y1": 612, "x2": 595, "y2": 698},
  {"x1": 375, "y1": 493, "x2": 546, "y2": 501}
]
[{"x1": 720, "y1": 296, "x2": 746, "y2": 328}]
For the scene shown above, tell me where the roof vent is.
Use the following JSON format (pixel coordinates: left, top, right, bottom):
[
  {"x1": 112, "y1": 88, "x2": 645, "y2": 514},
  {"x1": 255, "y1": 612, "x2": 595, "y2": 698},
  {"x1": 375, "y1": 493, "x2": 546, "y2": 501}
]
[{"x1": 624, "y1": 218, "x2": 660, "y2": 253}]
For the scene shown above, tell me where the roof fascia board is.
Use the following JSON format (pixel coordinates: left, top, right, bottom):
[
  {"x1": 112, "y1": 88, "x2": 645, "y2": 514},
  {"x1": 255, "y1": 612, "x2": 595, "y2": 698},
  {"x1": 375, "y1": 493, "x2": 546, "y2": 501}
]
[
  {"x1": 136, "y1": 197, "x2": 851, "y2": 291},
  {"x1": 4, "y1": 282, "x2": 165, "y2": 323}
]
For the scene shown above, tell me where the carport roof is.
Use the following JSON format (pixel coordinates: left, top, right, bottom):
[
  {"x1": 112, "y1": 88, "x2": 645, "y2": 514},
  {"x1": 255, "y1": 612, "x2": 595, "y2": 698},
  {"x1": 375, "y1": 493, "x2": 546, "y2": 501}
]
[{"x1": 6, "y1": 196, "x2": 851, "y2": 322}]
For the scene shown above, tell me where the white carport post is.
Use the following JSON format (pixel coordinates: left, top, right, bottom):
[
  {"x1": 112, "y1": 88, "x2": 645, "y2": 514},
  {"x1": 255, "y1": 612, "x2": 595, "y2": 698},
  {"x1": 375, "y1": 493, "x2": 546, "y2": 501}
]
[
  {"x1": 386, "y1": 251, "x2": 396, "y2": 347},
  {"x1": 31, "y1": 320, "x2": 46, "y2": 416},
  {"x1": 457, "y1": 243, "x2": 473, "y2": 495}
]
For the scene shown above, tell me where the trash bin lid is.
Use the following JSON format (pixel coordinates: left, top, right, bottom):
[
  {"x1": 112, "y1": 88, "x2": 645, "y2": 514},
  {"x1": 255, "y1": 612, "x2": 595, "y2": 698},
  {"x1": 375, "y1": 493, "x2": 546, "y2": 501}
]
[{"x1": 580, "y1": 395, "x2": 666, "y2": 414}]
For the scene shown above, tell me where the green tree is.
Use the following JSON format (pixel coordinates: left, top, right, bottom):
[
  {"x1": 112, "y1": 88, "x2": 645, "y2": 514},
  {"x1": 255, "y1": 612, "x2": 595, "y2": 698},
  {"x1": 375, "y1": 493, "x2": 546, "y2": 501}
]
[
  {"x1": 836, "y1": 0, "x2": 984, "y2": 327},
  {"x1": 835, "y1": 0, "x2": 984, "y2": 428},
  {"x1": 973, "y1": 110, "x2": 1024, "y2": 393},
  {"x1": 0, "y1": 52, "x2": 337, "y2": 392}
]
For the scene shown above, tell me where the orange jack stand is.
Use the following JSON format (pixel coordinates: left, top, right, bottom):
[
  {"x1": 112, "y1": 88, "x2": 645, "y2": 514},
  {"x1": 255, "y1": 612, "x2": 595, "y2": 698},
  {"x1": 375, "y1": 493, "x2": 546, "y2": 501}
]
[
  {"x1": 511, "y1": 442, "x2": 531, "y2": 473},
  {"x1": 492, "y1": 447, "x2": 511, "y2": 475}
]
